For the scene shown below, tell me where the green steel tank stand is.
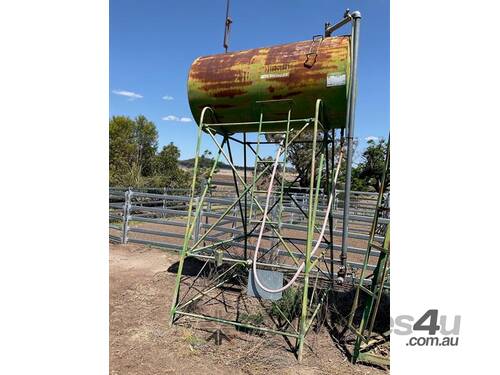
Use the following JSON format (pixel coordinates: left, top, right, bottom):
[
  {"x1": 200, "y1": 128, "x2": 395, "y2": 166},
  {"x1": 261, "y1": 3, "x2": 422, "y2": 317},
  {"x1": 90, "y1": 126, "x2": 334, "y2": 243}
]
[
  {"x1": 169, "y1": 101, "x2": 336, "y2": 360},
  {"x1": 168, "y1": 10, "x2": 363, "y2": 363}
]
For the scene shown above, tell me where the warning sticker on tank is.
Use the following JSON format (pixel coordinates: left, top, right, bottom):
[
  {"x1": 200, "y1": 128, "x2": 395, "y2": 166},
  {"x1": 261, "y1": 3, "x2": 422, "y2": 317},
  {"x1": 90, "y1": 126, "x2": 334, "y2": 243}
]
[{"x1": 326, "y1": 72, "x2": 346, "y2": 87}]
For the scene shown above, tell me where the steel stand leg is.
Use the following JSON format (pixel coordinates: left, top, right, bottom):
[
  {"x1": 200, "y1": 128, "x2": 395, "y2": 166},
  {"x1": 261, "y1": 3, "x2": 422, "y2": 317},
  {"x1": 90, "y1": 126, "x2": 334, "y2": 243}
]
[
  {"x1": 169, "y1": 107, "x2": 221, "y2": 325},
  {"x1": 297, "y1": 100, "x2": 321, "y2": 362}
]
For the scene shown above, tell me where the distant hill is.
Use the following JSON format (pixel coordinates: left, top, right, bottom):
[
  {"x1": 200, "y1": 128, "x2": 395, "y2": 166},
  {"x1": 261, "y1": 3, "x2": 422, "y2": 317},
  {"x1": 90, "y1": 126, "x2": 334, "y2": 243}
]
[
  {"x1": 179, "y1": 158, "x2": 245, "y2": 170},
  {"x1": 179, "y1": 158, "x2": 296, "y2": 173}
]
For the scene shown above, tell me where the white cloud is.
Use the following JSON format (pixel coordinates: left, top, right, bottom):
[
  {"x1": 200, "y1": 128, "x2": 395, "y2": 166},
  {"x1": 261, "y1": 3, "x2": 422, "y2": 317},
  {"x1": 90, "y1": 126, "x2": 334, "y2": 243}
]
[
  {"x1": 162, "y1": 95, "x2": 174, "y2": 101},
  {"x1": 112, "y1": 90, "x2": 143, "y2": 100},
  {"x1": 162, "y1": 115, "x2": 179, "y2": 121},
  {"x1": 365, "y1": 136, "x2": 379, "y2": 142},
  {"x1": 162, "y1": 115, "x2": 192, "y2": 123}
]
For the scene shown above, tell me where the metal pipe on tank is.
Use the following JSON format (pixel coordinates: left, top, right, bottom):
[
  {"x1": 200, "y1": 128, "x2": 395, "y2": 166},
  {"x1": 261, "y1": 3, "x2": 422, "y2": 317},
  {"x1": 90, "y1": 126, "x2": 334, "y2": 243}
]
[
  {"x1": 324, "y1": 13, "x2": 352, "y2": 37},
  {"x1": 340, "y1": 11, "x2": 361, "y2": 280}
]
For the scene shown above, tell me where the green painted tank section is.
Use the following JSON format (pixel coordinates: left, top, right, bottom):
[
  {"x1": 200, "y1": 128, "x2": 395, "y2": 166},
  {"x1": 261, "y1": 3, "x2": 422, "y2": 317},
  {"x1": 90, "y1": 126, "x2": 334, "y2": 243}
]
[{"x1": 187, "y1": 36, "x2": 351, "y2": 133}]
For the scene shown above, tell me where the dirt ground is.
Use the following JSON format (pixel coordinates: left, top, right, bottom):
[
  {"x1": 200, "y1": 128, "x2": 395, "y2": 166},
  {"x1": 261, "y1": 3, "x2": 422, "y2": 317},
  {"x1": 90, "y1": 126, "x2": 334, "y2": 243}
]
[{"x1": 110, "y1": 243, "x2": 387, "y2": 375}]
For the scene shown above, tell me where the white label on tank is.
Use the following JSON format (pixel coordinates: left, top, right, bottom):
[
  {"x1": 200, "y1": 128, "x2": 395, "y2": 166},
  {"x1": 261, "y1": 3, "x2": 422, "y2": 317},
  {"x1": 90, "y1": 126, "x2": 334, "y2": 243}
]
[
  {"x1": 260, "y1": 72, "x2": 289, "y2": 79},
  {"x1": 327, "y1": 72, "x2": 346, "y2": 87}
]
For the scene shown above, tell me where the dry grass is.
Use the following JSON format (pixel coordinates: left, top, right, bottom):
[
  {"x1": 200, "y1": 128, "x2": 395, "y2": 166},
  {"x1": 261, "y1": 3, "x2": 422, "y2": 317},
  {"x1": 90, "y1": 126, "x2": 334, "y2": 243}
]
[{"x1": 110, "y1": 243, "x2": 388, "y2": 374}]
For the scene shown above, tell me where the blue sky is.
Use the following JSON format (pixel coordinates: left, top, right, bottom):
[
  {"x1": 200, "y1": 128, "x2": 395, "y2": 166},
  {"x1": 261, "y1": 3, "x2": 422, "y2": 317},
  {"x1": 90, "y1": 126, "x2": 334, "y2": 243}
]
[{"x1": 110, "y1": 0, "x2": 389, "y2": 164}]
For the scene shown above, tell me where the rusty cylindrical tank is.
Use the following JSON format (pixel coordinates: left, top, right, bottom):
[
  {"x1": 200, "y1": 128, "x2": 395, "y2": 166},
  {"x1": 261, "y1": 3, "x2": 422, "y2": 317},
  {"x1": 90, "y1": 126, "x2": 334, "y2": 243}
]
[{"x1": 187, "y1": 36, "x2": 351, "y2": 133}]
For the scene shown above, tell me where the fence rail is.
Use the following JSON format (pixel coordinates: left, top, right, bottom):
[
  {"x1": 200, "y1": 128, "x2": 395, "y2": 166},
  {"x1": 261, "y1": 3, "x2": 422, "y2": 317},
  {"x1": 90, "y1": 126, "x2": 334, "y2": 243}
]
[{"x1": 109, "y1": 187, "x2": 388, "y2": 272}]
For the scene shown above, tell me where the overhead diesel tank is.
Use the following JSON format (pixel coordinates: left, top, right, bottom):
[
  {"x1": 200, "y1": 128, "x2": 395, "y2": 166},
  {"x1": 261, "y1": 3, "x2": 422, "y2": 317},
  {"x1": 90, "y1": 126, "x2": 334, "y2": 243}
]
[{"x1": 187, "y1": 36, "x2": 351, "y2": 133}]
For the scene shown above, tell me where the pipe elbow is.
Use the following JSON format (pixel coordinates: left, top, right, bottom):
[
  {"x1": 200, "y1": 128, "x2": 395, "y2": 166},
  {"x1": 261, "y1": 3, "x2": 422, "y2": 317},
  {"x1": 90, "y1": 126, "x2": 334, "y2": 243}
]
[{"x1": 351, "y1": 11, "x2": 361, "y2": 19}]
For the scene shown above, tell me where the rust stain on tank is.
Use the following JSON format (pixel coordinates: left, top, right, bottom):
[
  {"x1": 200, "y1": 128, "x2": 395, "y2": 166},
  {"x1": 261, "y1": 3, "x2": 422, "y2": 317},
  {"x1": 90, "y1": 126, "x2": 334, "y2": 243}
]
[
  {"x1": 190, "y1": 49, "x2": 260, "y2": 84},
  {"x1": 213, "y1": 89, "x2": 247, "y2": 98},
  {"x1": 199, "y1": 80, "x2": 252, "y2": 92}
]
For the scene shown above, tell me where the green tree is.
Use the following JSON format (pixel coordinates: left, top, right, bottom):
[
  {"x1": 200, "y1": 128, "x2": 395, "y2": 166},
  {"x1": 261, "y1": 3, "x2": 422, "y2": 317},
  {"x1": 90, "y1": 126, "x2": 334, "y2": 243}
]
[
  {"x1": 109, "y1": 116, "x2": 136, "y2": 185},
  {"x1": 156, "y1": 142, "x2": 181, "y2": 174},
  {"x1": 352, "y1": 138, "x2": 389, "y2": 192},
  {"x1": 152, "y1": 143, "x2": 191, "y2": 188},
  {"x1": 280, "y1": 130, "x2": 389, "y2": 193},
  {"x1": 282, "y1": 130, "x2": 354, "y2": 188},
  {"x1": 109, "y1": 115, "x2": 159, "y2": 186},
  {"x1": 133, "y1": 115, "x2": 158, "y2": 176},
  {"x1": 286, "y1": 130, "x2": 316, "y2": 188},
  {"x1": 113, "y1": 161, "x2": 146, "y2": 188},
  {"x1": 255, "y1": 155, "x2": 278, "y2": 189}
]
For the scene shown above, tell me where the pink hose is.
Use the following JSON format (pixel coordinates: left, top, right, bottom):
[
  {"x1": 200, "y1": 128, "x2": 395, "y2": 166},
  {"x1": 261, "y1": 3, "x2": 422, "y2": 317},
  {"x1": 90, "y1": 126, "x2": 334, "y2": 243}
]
[{"x1": 252, "y1": 143, "x2": 344, "y2": 293}]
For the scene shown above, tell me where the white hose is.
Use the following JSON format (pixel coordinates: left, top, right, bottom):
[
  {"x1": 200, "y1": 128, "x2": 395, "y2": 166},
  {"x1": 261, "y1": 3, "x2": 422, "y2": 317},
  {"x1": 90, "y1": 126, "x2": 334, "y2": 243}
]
[{"x1": 252, "y1": 142, "x2": 344, "y2": 293}]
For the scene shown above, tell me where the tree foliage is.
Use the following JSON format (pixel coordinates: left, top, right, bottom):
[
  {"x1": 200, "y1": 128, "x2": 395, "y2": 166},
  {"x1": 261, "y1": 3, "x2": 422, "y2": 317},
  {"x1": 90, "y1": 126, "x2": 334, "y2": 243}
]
[
  {"x1": 109, "y1": 115, "x2": 190, "y2": 188},
  {"x1": 109, "y1": 116, "x2": 137, "y2": 184},
  {"x1": 133, "y1": 115, "x2": 158, "y2": 176},
  {"x1": 273, "y1": 130, "x2": 387, "y2": 193},
  {"x1": 109, "y1": 114, "x2": 389, "y2": 193},
  {"x1": 156, "y1": 143, "x2": 181, "y2": 174},
  {"x1": 280, "y1": 130, "x2": 354, "y2": 188},
  {"x1": 352, "y1": 138, "x2": 389, "y2": 193},
  {"x1": 255, "y1": 155, "x2": 281, "y2": 189},
  {"x1": 152, "y1": 143, "x2": 191, "y2": 188}
]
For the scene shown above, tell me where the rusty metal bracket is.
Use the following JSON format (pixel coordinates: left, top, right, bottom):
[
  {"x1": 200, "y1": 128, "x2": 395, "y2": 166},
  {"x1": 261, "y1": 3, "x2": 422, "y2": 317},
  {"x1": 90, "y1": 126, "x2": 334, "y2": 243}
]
[{"x1": 304, "y1": 35, "x2": 323, "y2": 68}]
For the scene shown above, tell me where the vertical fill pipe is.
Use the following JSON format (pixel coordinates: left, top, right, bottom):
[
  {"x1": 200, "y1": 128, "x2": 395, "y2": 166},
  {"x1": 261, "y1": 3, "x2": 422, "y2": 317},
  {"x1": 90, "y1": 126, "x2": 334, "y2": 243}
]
[
  {"x1": 340, "y1": 11, "x2": 361, "y2": 275},
  {"x1": 243, "y1": 133, "x2": 248, "y2": 259}
]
